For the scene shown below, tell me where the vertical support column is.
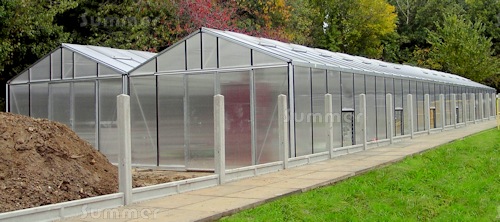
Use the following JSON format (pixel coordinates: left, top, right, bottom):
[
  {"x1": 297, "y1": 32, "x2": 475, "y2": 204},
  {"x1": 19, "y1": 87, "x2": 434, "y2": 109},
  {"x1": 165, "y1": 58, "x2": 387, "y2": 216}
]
[
  {"x1": 424, "y1": 94, "x2": 430, "y2": 134},
  {"x1": 325, "y1": 94, "x2": 335, "y2": 157},
  {"x1": 278, "y1": 94, "x2": 289, "y2": 169},
  {"x1": 117, "y1": 94, "x2": 132, "y2": 205},
  {"x1": 386, "y1": 94, "x2": 394, "y2": 144},
  {"x1": 287, "y1": 64, "x2": 296, "y2": 157},
  {"x1": 359, "y1": 94, "x2": 367, "y2": 150},
  {"x1": 479, "y1": 93, "x2": 484, "y2": 121},
  {"x1": 406, "y1": 94, "x2": 414, "y2": 139},
  {"x1": 462, "y1": 93, "x2": 468, "y2": 126},
  {"x1": 439, "y1": 94, "x2": 445, "y2": 130},
  {"x1": 214, "y1": 94, "x2": 225, "y2": 184},
  {"x1": 452, "y1": 94, "x2": 457, "y2": 128},
  {"x1": 471, "y1": 93, "x2": 476, "y2": 124}
]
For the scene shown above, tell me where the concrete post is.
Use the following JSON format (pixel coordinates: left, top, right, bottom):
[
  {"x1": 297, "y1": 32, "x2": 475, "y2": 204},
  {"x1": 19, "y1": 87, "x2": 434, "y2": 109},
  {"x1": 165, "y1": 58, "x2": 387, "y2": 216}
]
[
  {"x1": 424, "y1": 94, "x2": 430, "y2": 134},
  {"x1": 452, "y1": 94, "x2": 457, "y2": 128},
  {"x1": 325, "y1": 94, "x2": 334, "y2": 157},
  {"x1": 406, "y1": 94, "x2": 414, "y2": 139},
  {"x1": 214, "y1": 94, "x2": 225, "y2": 184},
  {"x1": 278, "y1": 94, "x2": 289, "y2": 168},
  {"x1": 386, "y1": 94, "x2": 394, "y2": 144},
  {"x1": 439, "y1": 94, "x2": 445, "y2": 131},
  {"x1": 117, "y1": 94, "x2": 132, "y2": 205},
  {"x1": 462, "y1": 93, "x2": 468, "y2": 126},
  {"x1": 359, "y1": 94, "x2": 367, "y2": 150},
  {"x1": 479, "y1": 93, "x2": 484, "y2": 121},
  {"x1": 471, "y1": 93, "x2": 476, "y2": 124}
]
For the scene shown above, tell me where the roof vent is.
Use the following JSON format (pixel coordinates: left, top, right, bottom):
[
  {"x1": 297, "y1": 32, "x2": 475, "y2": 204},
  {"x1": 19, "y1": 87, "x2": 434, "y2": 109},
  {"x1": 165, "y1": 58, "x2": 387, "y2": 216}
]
[
  {"x1": 292, "y1": 48, "x2": 307, "y2": 53},
  {"x1": 379, "y1": 64, "x2": 387, "y2": 67},
  {"x1": 362, "y1": 61, "x2": 372, "y2": 64},
  {"x1": 394, "y1": 66, "x2": 401, "y2": 70},
  {"x1": 258, "y1": 42, "x2": 276, "y2": 48},
  {"x1": 342, "y1": 57, "x2": 354, "y2": 61},
  {"x1": 112, "y1": 56, "x2": 133, "y2": 60},
  {"x1": 320, "y1": 54, "x2": 332, "y2": 58}
]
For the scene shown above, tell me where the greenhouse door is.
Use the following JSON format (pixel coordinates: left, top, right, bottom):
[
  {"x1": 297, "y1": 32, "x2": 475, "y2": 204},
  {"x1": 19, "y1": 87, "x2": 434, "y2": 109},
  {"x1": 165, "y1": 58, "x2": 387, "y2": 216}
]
[
  {"x1": 430, "y1": 108, "x2": 437, "y2": 128},
  {"x1": 341, "y1": 111, "x2": 355, "y2": 146},
  {"x1": 395, "y1": 109, "x2": 403, "y2": 136}
]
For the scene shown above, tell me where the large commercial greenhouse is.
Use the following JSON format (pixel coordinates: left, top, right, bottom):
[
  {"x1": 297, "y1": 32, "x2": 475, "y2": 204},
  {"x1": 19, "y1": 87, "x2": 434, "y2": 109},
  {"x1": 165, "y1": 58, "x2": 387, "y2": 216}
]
[{"x1": 7, "y1": 27, "x2": 498, "y2": 171}]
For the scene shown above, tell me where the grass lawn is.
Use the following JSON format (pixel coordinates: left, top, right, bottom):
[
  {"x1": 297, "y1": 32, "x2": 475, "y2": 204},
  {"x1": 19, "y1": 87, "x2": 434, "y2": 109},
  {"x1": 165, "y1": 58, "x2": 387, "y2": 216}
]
[{"x1": 221, "y1": 129, "x2": 500, "y2": 221}]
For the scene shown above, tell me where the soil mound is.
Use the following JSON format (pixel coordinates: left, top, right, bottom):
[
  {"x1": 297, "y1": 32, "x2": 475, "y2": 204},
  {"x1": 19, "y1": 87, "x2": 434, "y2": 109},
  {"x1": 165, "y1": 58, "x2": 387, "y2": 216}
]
[{"x1": 0, "y1": 112, "x2": 118, "y2": 213}]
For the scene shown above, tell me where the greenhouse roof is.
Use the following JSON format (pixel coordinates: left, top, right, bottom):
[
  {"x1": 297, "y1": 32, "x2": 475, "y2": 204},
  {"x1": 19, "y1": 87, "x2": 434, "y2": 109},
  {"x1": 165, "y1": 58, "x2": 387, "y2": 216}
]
[{"x1": 201, "y1": 28, "x2": 490, "y2": 89}]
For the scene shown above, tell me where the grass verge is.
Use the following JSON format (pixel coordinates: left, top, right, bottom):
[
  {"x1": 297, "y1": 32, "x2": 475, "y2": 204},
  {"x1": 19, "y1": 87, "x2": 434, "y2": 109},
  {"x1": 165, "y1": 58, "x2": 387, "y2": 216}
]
[{"x1": 221, "y1": 129, "x2": 500, "y2": 221}]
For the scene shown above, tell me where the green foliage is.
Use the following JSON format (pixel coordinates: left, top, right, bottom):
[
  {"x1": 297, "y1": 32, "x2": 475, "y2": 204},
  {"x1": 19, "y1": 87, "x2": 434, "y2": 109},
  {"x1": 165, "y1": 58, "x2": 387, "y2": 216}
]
[
  {"x1": 426, "y1": 14, "x2": 499, "y2": 82},
  {"x1": 221, "y1": 129, "x2": 500, "y2": 221}
]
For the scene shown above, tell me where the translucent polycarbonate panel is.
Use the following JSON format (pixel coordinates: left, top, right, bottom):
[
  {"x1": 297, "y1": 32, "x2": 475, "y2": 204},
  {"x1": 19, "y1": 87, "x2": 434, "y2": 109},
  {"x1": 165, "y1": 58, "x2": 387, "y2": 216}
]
[
  {"x1": 131, "y1": 59, "x2": 156, "y2": 75},
  {"x1": 385, "y1": 78, "x2": 394, "y2": 96},
  {"x1": 457, "y1": 92, "x2": 463, "y2": 123},
  {"x1": 158, "y1": 75, "x2": 185, "y2": 166},
  {"x1": 30, "y1": 83, "x2": 49, "y2": 118},
  {"x1": 492, "y1": 93, "x2": 496, "y2": 117},
  {"x1": 294, "y1": 66, "x2": 312, "y2": 156},
  {"x1": 341, "y1": 111, "x2": 354, "y2": 146},
  {"x1": 376, "y1": 76, "x2": 387, "y2": 139},
  {"x1": 157, "y1": 42, "x2": 186, "y2": 72},
  {"x1": 50, "y1": 83, "x2": 71, "y2": 127},
  {"x1": 394, "y1": 79, "x2": 403, "y2": 109},
  {"x1": 429, "y1": 83, "x2": 435, "y2": 108},
  {"x1": 99, "y1": 64, "x2": 120, "y2": 76},
  {"x1": 254, "y1": 67, "x2": 288, "y2": 164},
  {"x1": 202, "y1": 33, "x2": 217, "y2": 69},
  {"x1": 130, "y1": 76, "x2": 157, "y2": 166},
  {"x1": 9, "y1": 85, "x2": 30, "y2": 116},
  {"x1": 327, "y1": 70, "x2": 342, "y2": 147},
  {"x1": 365, "y1": 75, "x2": 377, "y2": 141},
  {"x1": 63, "y1": 49, "x2": 74, "y2": 79},
  {"x1": 99, "y1": 78, "x2": 122, "y2": 163},
  {"x1": 312, "y1": 69, "x2": 327, "y2": 153},
  {"x1": 187, "y1": 74, "x2": 215, "y2": 169},
  {"x1": 402, "y1": 80, "x2": 410, "y2": 135},
  {"x1": 445, "y1": 86, "x2": 451, "y2": 125},
  {"x1": 341, "y1": 73, "x2": 354, "y2": 109},
  {"x1": 30, "y1": 56, "x2": 50, "y2": 81},
  {"x1": 220, "y1": 71, "x2": 252, "y2": 168},
  {"x1": 410, "y1": 81, "x2": 418, "y2": 132},
  {"x1": 74, "y1": 53, "x2": 97, "y2": 78},
  {"x1": 73, "y1": 81, "x2": 96, "y2": 148},
  {"x1": 187, "y1": 34, "x2": 202, "y2": 70},
  {"x1": 218, "y1": 38, "x2": 251, "y2": 68},
  {"x1": 51, "y1": 49, "x2": 62, "y2": 80},
  {"x1": 10, "y1": 70, "x2": 29, "y2": 84},
  {"x1": 253, "y1": 51, "x2": 285, "y2": 66},
  {"x1": 354, "y1": 74, "x2": 365, "y2": 144},
  {"x1": 416, "y1": 82, "x2": 423, "y2": 131}
]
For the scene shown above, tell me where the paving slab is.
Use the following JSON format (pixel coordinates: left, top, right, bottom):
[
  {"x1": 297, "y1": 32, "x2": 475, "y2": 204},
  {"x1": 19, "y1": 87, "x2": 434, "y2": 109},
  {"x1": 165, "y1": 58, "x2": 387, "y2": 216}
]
[{"x1": 58, "y1": 120, "x2": 496, "y2": 222}]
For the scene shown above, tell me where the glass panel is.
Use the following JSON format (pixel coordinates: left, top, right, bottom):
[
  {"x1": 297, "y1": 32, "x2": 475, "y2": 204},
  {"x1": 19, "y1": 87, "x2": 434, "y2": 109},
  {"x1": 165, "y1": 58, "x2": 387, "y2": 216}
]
[
  {"x1": 187, "y1": 33, "x2": 202, "y2": 70},
  {"x1": 10, "y1": 70, "x2": 29, "y2": 84},
  {"x1": 342, "y1": 112, "x2": 354, "y2": 146},
  {"x1": 354, "y1": 74, "x2": 365, "y2": 144},
  {"x1": 202, "y1": 33, "x2": 217, "y2": 69},
  {"x1": 254, "y1": 67, "x2": 288, "y2": 164},
  {"x1": 395, "y1": 79, "x2": 403, "y2": 109},
  {"x1": 365, "y1": 75, "x2": 377, "y2": 141},
  {"x1": 341, "y1": 73, "x2": 354, "y2": 109},
  {"x1": 74, "y1": 54, "x2": 97, "y2": 78},
  {"x1": 131, "y1": 59, "x2": 156, "y2": 75},
  {"x1": 130, "y1": 76, "x2": 157, "y2": 166},
  {"x1": 63, "y1": 49, "x2": 74, "y2": 79},
  {"x1": 30, "y1": 56, "x2": 51, "y2": 81},
  {"x1": 9, "y1": 85, "x2": 30, "y2": 116},
  {"x1": 402, "y1": 79, "x2": 410, "y2": 135},
  {"x1": 51, "y1": 49, "x2": 62, "y2": 80},
  {"x1": 30, "y1": 83, "x2": 49, "y2": 118},
  {"x1": 417, "y1": 82, "x2": 424, "y2": 131},
  {"x1": 376, "y1": 76, "x2": 387, "y2": 139},
  {"x1": 253, "y1": 51, "x2": 285, "y2": 66},
  {"x1": 312, "y1": 69, "x2": 327, "y2": 153},
  {"x1": 429, "y1": 83, "x2": 435, "y2": 108},
  {"x1": 157, "y1": 42, "x2": 185, "y2": 72},
  {"x1": 99, "y1": 64, "x2": 120, "y2": 76},
  {"x1": 220, "y1": 71, "x2": 252, "y2": 168},
  {"x1": 294, "y1": 66, "x2": 312, "y2": 156},
  {"x1": 187, "y1": 73, "x2": 215, "y2": 169},
  {"x1": 445, "y1": 85, "x2": 451, "y2": 125},
  {"x1": 218, "y1": 38, "x2": 251, "y2": 68},
  {"x1": 73, "y1": 81, "x2": 96, "y2": 148},
  {"x1": 99, "y1": 78, "x2": 122, "y2": 163},
  {"x1": 50, "y1": 83, "x2": 71, "y2": 127},
  {"x1": 327, "y1": 70, "x2": 342, "y2": 147},
  {"x1": 410, "y1": 81, "x2": 417, "y2": 132},
  {"x1": 158, "y1": 75, "x2": 185, "y2": 166},
  {"x1": 385, "y1": 78, "x2": 394, "y2": 96}
]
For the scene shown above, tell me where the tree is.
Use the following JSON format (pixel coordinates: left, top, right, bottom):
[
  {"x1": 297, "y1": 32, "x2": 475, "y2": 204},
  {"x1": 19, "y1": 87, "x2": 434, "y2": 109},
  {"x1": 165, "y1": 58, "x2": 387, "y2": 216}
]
[
  {"x1": 311, "y1": 0, "x2": 398, "y2": 58},
  {"x1": 426, "y1": 14, "x2": 499, "y2": 83}
]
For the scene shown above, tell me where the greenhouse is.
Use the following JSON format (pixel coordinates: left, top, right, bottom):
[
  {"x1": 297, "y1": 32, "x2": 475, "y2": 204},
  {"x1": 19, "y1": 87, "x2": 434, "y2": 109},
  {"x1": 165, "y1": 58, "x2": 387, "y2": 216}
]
[{"x1": 7, "y1": 27, "x2": 497, "y2": 171}]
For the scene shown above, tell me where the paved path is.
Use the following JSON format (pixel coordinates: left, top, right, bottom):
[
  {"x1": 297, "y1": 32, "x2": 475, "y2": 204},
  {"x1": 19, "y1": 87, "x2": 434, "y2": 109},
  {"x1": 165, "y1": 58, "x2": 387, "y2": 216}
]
[{"x1": 63, "y1": 120, "x2": 497, "y2": 222}]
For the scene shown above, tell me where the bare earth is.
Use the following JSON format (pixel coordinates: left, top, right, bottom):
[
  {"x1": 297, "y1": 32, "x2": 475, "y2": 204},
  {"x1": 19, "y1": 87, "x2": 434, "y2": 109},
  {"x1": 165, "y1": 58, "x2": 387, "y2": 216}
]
[{"x1": 0, "y1": 112, "x2": 211, "y2": 213}]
